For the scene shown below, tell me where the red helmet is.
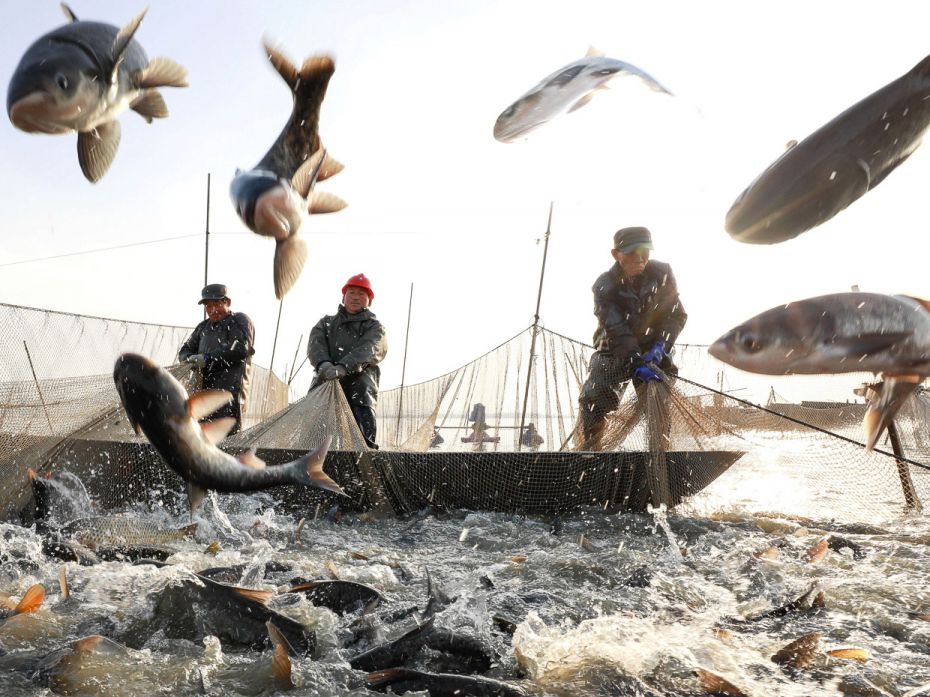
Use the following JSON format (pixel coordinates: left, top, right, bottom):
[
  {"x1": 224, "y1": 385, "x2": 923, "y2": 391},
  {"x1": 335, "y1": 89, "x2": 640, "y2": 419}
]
[{"x1": 342, "y1": 273, "x2": 374, "y2": 302}]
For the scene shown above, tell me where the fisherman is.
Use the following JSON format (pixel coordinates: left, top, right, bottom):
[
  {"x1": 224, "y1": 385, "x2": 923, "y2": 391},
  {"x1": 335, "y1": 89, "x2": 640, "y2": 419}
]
[
  {"x1": 520, "y1": 423, "x2": 544, "y2": 449},
  {"x1": 308, "y1": 274, "x2": 387, "y2": 449},
  {"x1": 178, "y1": 283, "x2": 255, "y2": 434},
  {"x1": 577, "y1": 226, "x2": 687, "y2": 450}
]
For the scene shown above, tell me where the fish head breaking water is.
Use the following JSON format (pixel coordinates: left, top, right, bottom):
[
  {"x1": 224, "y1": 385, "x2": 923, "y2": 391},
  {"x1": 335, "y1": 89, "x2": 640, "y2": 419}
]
[{"x1": 113, "y1": 353, "x2": 189, "y2": 435}]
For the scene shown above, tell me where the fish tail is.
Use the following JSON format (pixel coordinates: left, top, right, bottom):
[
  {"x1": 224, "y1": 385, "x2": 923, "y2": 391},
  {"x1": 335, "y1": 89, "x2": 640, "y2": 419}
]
[
  {"x1": 288, "y1": 436, "x2": 344, "y2": 495},
  {"x1": 367, "y1": 669, "x2": 415, "y2": 688}
]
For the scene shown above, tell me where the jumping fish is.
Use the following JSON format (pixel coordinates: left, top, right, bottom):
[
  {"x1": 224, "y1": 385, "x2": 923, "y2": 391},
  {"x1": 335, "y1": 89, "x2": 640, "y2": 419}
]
[
  {"x1": 772, "y1": 632, "x2": 821, "y2": 669},
  {"x1": 113, "y1": 352, "x2": 344, "y2": 517},
  {"x1": 349, "y1": 616, "x2": 436, "y2": 672},
  {"x1": 229, "y1": 41, "x2": 347, "y2": 299},
  {"x1": 494, "y1": 47, "x2": 673, "y2": 143},
  {"x1": 708, "y1": 292, "x2": 930, "y2": 449},
  {"x1": 367, "y1": 668, "x2": 531, "y2": 697},
  {"x1": 6, "y1": 4, "x2": 188, "y2": 182},
  {"x1": 725, "y1": 53, "x2": 930, "y2": 244},
  {"x1": 285, "y1": 580, "x2": 383, "y2": 616},
  {"x1": 60, "y1": 515, "x2": 197, "y2": 551}
]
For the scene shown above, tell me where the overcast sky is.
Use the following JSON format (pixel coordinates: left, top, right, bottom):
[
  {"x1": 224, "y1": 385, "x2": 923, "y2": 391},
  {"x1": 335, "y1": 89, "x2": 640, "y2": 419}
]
[{"x1": 3, "y1": 0, "x2": 930, "y2": 399}]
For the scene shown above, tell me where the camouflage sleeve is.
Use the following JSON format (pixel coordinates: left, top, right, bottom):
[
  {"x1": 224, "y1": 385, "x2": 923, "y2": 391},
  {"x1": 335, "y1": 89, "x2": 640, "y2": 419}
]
[
  {"x1": 178, "y1": 322, "x2": 204, "y2": 362},
  {"x1": 338, "y1": 320, "x2": 387, "y2": 374},
  {"x1": 307, "y1": 316, "x2": 333, "y2": 368}
]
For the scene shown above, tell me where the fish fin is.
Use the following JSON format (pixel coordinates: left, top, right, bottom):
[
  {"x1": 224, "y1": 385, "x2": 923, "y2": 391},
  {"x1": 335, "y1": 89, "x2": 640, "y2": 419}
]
[
  {"x1": 77, "y1": 121, "x2": 121, "y2": 183},
  {"x1": 237, "y1": 447, "x2": 267, "y2": 470},
  {"x1": 863, "y1": 377, "x2": 921, "y2": 450},
  {"x1": 72, "y1": 635, "x2": 104, "y2": 653},
  {"x1": 200, "y1": 417, "x2": 236, "y2": 445},
  {"x1": 273, "y1": 235, "x2": 308, "y2": 300},
  {"x1": 317, "y1": 152, "x2": 345, "y2": 182},
  {"x1": 179, "y1": 523, "x2": 199, "y2": 539},
  {"x1": 136, "y1": 56, "x2": 189, "y2": 88},
  {"x1": 293, "y1": 436, "x2": 344, "y2": 495},
  {"x1": 567, "y1": 92, "x2": 597, "y2": 113},
  {"x1": 826, "y1": 648, "x2": 868, "y2": 662},
  {"x1": 287, "y1": 581, "x2": 321, "y2": 593},
  {"x1": 263, "y1": 39, "x2": 300, "y2": 88},
  {"x1": 325, "y1": 560, "x2": 339, "y2": 579},
  {"x1": 367, "y1": 669, "x2": 414, "y2": 687},
  {"x1": 60, "y1": 3, "x2": 78, "y2": 22},
  {"x1": 298, "y1": 54, "x2": 336, "y2": 83},
  {"x1": 266, "y1": 620, "x2": 297, "y2": 656},
  {"x1": 785, "y1": 139, "x2": 798, "y2": 150},
  {"x1": 130, "y1": 89, "x2": 168, "y2": 122},
  {"x1": 308, "y1": 191, "x2": 348, "y2": 214},
  {"x1": 829, "y1": 332, "x2": 913, "y2": 356},
  {"x1": 27, "y1": 468, "x2": 37, "y2": 482},
  {"x1": 14, "y1": 584, "x2": 45, "y2": 614},
  {"x1": 291, "y1": 148, "x2": 327, "y2": 198},
  {"x1": 230, "y1": 586, "x2": 274, "y2": 605},
  {"x1": 59, "y1": 567, "x2": 70, "y2": 600},
  {"x1": 694, "y1": 668, "x2": 749, "y2": 697},
  {"x1": 585, "y1": 45, "x2": 605, "y2": 57},
  {"x1": 205, "y1": 541, "x2": 220, "y2": 555},
  {"x1": 272, "y1": 642, "x2": 294, "y2": 688},
  {"x1": 188, "y1": 482, "x2": 209, "y2": 519},
  {"x1": 804, "y1": 538, "x2": 828, "y2": 564},
  {"x1": 188, "y1": 390, "x2": 233, "y2": 421},
  {"x1": 111, "y1": 8, "x2": 148, "y2": 83}
]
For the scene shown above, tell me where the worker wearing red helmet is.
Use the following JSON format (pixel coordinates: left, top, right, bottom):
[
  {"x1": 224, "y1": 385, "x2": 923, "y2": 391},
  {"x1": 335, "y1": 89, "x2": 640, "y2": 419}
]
[{"x1": 308, "y1": 273, "x2": 388, "y2": 448}]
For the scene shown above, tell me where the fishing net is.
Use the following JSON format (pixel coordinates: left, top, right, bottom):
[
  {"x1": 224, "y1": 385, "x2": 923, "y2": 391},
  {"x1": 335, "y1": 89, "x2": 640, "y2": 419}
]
[
  {"x1": 1, "y1": 302, "x2": 928, "y2": 525},
  {"x1": 0, "y1": 303, "x2": 288, "y2": 520}
]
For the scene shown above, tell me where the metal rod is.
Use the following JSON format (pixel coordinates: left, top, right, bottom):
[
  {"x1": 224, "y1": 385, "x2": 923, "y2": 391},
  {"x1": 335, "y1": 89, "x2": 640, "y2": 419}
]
[
  {"x1": 23, "y1": 341, "x2": 54, "y2": 434},
  {"x1": 287, "y1": 334, "x2": 303, "y2": 383},
  {"x1": 269, "y1": 298, "x2": 284, "y2": 377},
  {"x1": 396, "y1": 283, "x2": 414, "y2": 445},
  {"x1": 886, "y1": 420, "x2": 923, "y2": 513},
  {"x1": 517, "y1": 201, "x2": 553, "y2": 451}
]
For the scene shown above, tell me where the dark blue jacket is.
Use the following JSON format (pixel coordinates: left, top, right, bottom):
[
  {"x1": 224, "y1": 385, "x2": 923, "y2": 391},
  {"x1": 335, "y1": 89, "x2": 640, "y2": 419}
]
[
  {"x1": 178, "y1": 312, "x2": 255, "y2": 402},
  {"x1": 591, "y1": 260, "x2": 687, "y2": 359}
]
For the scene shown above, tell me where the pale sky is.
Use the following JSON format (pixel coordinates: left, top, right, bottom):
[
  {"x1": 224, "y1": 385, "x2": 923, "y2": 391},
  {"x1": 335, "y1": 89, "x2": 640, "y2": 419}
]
[{"x1": 3, "y1": 0, "x2": 930, "y2": 400}]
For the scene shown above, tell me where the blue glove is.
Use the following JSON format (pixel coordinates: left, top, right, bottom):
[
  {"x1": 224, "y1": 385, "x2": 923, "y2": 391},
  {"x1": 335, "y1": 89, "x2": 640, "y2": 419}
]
[
  {"x1": 634, "y1": 364, "x2": 661, "y2": 382},
  {"x1": 642, "y1": 341, "x2": 666, "y2": 366}
]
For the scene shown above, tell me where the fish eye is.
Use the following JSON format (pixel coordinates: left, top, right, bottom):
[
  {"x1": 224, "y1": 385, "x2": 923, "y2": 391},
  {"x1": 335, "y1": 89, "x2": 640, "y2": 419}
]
[
  {"x1": 737, "y1": 332, "x2": 763, "y2": 353},
  {"x1": 593, "y1": 68, "x2": 618, "y2": 76},
  {"x1": 55, "y1": 73, "x2": 69, "y2": 91}
]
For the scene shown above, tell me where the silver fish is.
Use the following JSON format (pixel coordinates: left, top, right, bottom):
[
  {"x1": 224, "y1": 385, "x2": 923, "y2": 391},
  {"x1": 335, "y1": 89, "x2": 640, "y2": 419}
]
[
  {"x1": 725, "y1": 53, "x2": 930, "y2": 244},
  {"x1": 113, "y1": 352, "x2": 343, "y2": 517},
  {"x1": 60, "y1": 515, "x2": 197, "y2": 551},
  {"x1": 494, "y1": 47, "x2": 672, "y2": 143},
  {"x1": 6, "y1": 3, "x2": 187, "y2": 182},
  {"x1": 709, "y1": 292, "x2": 930, "y2": 448},
  {"x1": 229, "y1": 42, "x2": 346, "y2": 299}
]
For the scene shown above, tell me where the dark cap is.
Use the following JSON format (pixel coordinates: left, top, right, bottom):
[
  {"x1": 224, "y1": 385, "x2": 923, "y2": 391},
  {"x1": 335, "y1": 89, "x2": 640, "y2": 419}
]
[
  {"x1": 198, "y1": 283, "x2": 229, "y2": 304},
  {"x1": 613, "y1": 226, "x2": 654, "y2": 252}
]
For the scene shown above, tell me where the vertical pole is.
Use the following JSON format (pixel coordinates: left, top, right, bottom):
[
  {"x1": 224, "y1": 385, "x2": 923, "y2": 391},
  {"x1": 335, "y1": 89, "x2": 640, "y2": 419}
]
[
  {"x1": 517, "y1": 202, "x2": 553, "y2": 451},
  {"x1": 886, "y1": 420, "x2": 923, "y2": 513},
  {"x1": 288, "y1": 335, "x2": 303, "y2": 383},
  {"x1": 269, "y1": 298, "x2": 284, "y2": 377},
  {"x1": 23, "y1": 341, "x2": 54, "y2": 434},
  {"x1": 204, "y1": 173, "x2": 211, "y2": 286},
  {"x1": 396, "y1": 283, "x2": 414, "y2": 446}
]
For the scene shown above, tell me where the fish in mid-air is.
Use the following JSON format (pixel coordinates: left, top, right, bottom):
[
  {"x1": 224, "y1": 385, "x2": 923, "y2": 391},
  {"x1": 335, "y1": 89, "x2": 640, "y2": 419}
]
[
  {"x1": 493, "y1": 47, "x2": 673, "y2": 143},
  {"x1": 113, "y1": 353, "x2": 344, "y2": 517},
  {"x1": 6, "y1": 3, "x2": 188, "y2": 182},
  {"x1": 230, "y1": 41, "x2": 347, "y2": 299},
  {"x1": 708, "y1": 292, "x2": 930, "y2": 449},
  {"x1": 725, "y1": 52, "x2": 930, "y2": 244}
]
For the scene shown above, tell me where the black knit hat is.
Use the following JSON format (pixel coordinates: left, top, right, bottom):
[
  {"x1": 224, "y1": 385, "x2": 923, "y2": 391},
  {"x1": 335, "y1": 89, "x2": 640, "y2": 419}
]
[{"x1": 613, "y1": 226, "x2": 653, "y2": 252}]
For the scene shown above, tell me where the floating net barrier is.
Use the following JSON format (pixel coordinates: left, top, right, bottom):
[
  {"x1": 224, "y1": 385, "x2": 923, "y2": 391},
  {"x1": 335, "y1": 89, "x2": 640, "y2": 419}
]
[
  {"x1": 0, "y1": 303, "x2": 288, "y2": 520},
  {"x1": 1, "y1": 303, "x2": 928, "y2": 524}
]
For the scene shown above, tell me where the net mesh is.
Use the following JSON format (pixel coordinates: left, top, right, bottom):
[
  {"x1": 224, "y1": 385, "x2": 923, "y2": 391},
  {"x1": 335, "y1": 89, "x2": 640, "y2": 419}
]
[{"x1": 1, "y1": 303, "x2": 928, "y2": 524}]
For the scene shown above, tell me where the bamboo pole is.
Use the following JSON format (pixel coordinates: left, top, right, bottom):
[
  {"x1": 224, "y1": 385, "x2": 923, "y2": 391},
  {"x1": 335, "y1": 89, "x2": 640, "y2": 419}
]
[
  {"x1": 517, "y1": 202, "x2": 553, "y2": 451},
  {"x1": 23, "y1": 341, "x2": 54, "y2": 434},
  {"x1": 395, "y1": 283, "x2": 414, "y2": 446}
]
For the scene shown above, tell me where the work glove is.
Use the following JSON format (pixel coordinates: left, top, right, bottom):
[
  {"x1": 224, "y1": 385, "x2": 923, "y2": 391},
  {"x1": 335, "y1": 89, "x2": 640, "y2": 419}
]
[
  {"x1": 642, "y1": 341, "x2": 667, "y2": 366},
  {"x1": 316, "y1": 361, "x2": 333, "y2": 377},
  {"x1": 633, "y1": 364, "x2": 661, "y2": 383},
  {"x1": 184, "y1": 354, "x2": 208, "y2": 368},
  {"x1": 321, "y1": 363, "x2": 348, "y2": 381}
]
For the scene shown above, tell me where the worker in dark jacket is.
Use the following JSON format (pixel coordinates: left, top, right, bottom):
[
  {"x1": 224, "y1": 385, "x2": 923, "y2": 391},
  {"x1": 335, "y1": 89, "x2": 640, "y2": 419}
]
[
  {"x1": 577, "y1": 226, "x2": 687, "y2": 450},
  {"x1": 178, "y1": 283, "x2": 255, "y2": 434},
  {"x1": 308, "y1": 273, "x2": 387, "y2": 449}
]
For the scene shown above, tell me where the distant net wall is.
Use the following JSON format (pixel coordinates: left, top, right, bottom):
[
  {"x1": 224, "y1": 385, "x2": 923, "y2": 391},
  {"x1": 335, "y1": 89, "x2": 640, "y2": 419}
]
[{"x1": 0, "y1": 303, "x2": 288, "y2": 519}]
